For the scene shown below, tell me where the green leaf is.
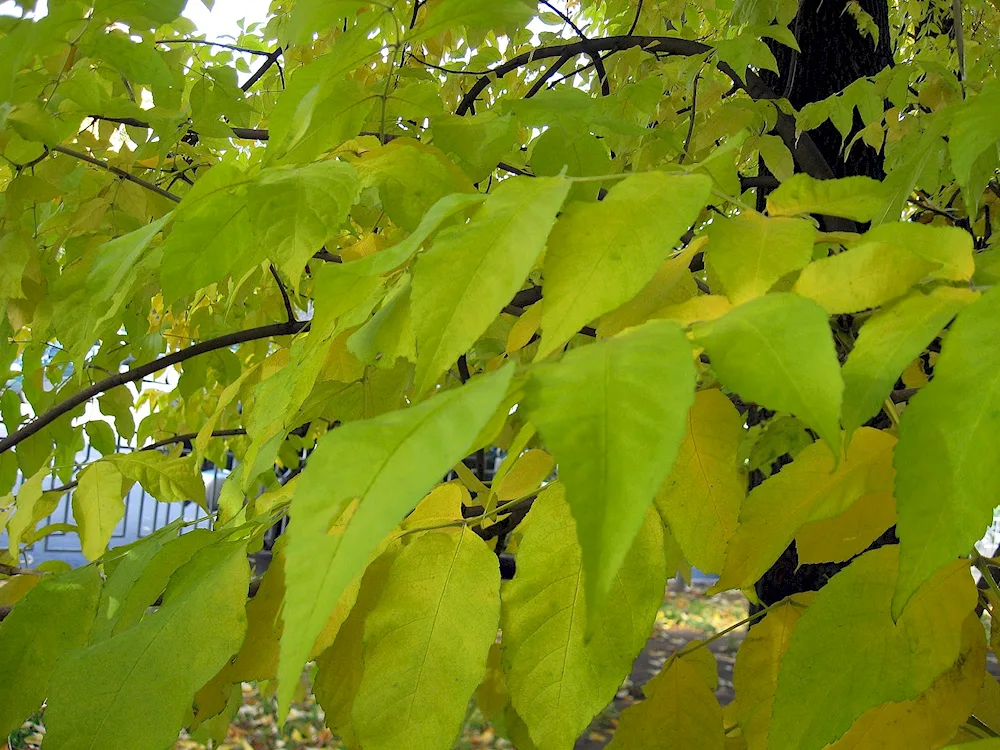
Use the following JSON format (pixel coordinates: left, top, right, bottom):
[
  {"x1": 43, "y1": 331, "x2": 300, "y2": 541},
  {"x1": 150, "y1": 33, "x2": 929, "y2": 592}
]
[
  {"x1": 159, "y1": 164, "x2": 257, "y2": 302},
  {"x1": 412, "y1": 176, "x2": 570, "y2": 394},
  {"x1": 713, "y1": 428, "x2": 896, "y2": 592},
  {"x1": 525, "y1": 320, "x2": 694, "y2": 617},
  {"x1": 0, "y1": 232, "x2": 31, "y2": 298},
  {"x1": 841, "y1": 287, "x2": 975, "y2": 439},
  {"x1": 279, "y1": 365, "x2": 513, "y2": 716},
  {"x1": 5, "y1": 466, "x2": 50, "y2": 556},
  {"x1": 608, "y1": 650, "x2": 725, "y2": 749},
  {"x1": 705, "y1": 212, "x2": 814, "y2": 306},
  {"x1": 655, "y1": 389, "x2": 745, "y2": 575},
  {"x1": 0, "y1": 566, "x2": 102, "y2": 738},
  {"x1": 249, "y1": 160, "x2": 359, "y2": 283},
  {"x1": 501, "y1": 484, "x2": 667, "y2": 750},
  {"x1": 530, "y1": 126, "x2": 612, "y2": 202},
  {"x1": 537, "y1": 172, "x2": 711, "y2": 358},
  {"x1": 862, "y1": 222, "x2": 975, "y2": 282},
  {"x1": 357, "y1": 139, "x2": 475, "y2": 232},
  {"x1": 770, "y1": 547, "x2": 976, "y2": 750},
  {"x1": 106, "y1": 451, "x2": 206, "y2": 507},
  {"x1": 72, "y1": 460, "x2": 130, "y2": 561},
  {"x1": 408, "y1": 0, "x2": 535, "y2": 41},
  {"x1": 352, "y1": 528, "x2": 500, "y2": 748},
  {"x1": 766, "y1": 174, "x2": 890, "y2": 222},
  {"x1": 45, "y1": 541, "x2": 249, "y2": 750},
  {"x1": 84, "y1": 420, "x2": 117, "y2": 458},
  {"x1": 892, "y1": 286, "x2": 1000, "y2": 617},
  {"x1": 433, "y1": 113, "x2": 520, "y2": 182},
  {"x1": 949, "y1": 81, "x2": 1000, "y2": 190},
  {"x1": 86, "y1": 214, "x2": 170, "y2": 306},
  {"x1": 692, "y1": 293, "x2": 843, "y2": 455}
]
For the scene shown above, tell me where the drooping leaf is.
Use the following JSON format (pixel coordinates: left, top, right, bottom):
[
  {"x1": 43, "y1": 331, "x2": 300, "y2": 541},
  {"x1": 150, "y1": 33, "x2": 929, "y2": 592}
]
[
  {"x1": 692, "y1": 293, "x2": 843, "y2": 455},
  {"x1": 769, "y1": 547, "x2": 976, "y2": 750},
  {"x1": 0, "y1": 566, "x2": 102, "y2": 738},
  {"x1": 524, "y1": 320, "x2": 695, "y2": 616},
  {"x1": 409, "y1": 0, "x2": 535, "y2": 40},
  {"x1": 732, "y1": 593, "x2": 814, "y2": 750},
  {"x1": 352, "y1": 527, "x2": 500, "y2": 749},
  {"x1": 841, "y1": 287, "x2": 976, "y2": 440},
  {"x1": 45, "y1": 541, "x2": 249, "y2": 750},
  {"x1": 713, "y1": 428, "x2": 896, "y2": 592},
  {"x1": 411, "y1": 176, "x2": 569, "y2": 394},
  {"x1": 706, "y1": 212, "x2": 814, "y2": 306},
  {"x1": 794, "y1": 488, "x2": 896, "y2": 564},
  {"x1": 655, "y1": 388, "x2": 745, "y2": 575},
  {"x1": 608, "y1": 649, "x2": 726, "y2": 749},
  {"x1": 279, "y1": 365, "x2": 512, "y2": 716},
  {"x1": 537, "y1": 172, "x2": 711, "y2": 358},
  {"x1": 892, "y1": 286, "x2": 1000, "y2": 617},
  {"x1": 501, "y1": 484, "x2": 667, "y2": 750},
  {"x1": 72, "y1": 460, "x2": 130, "y2": 561}
]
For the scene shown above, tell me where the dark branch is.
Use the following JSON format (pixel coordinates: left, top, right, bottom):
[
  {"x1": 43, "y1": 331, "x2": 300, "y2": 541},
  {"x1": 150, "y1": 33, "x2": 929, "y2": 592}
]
[
  {"x1": 525, "y1": 54, "x2": 573, "y2": 98},
  {"x1": 0, "y1": 321, "x2": 308, "y2": 455},
  {"x1": 539, "y1": 0, "x2": 610, "y2": 95},
  {"x1": 52, "y1": 145, "x2": 182, "y2": 203},
  {"x1": 269, "y1": 263, "x2": 296, "y2": 323},
  {"x1": 155, "y1": 38, "x2": 274, "y2": 56},
  {"x1": 241, "y1": 47, "x2": 283, "y2": 92}
]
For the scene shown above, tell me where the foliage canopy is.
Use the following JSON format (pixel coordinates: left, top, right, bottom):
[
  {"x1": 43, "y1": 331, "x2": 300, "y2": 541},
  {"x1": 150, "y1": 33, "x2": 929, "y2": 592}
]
[{"x1": 2, "y1": 0, "x2": 1000, "y2": 747}]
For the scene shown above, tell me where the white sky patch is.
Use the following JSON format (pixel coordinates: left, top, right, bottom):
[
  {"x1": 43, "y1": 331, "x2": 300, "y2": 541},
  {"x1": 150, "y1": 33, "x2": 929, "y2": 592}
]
[{"x1": 183, "y1": 0, "x2": 272, "y2": 39}]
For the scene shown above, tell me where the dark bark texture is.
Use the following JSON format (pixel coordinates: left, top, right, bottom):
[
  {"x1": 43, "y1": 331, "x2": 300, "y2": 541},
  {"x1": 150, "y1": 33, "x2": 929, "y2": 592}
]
[{"x1": 751, "y1": 0, "x2": 895, "y2": 610}]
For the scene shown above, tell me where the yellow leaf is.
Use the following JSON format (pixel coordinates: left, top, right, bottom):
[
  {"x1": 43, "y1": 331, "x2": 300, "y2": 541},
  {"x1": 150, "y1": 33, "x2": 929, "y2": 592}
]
[
  {"x1": 655, "y1": 389, "x2": 745, "y2": 574},
  {"x1": 506, "y1": 302, "x2": 542, "y2": 354},
  {"x1": 655, "y1": 294, "x2": 732, "y2": 325},
  {"x1": 494, "y1": 449, "x2": 553, "y2": 501},
  {"x1": 596, "y1": 237, "x2": 705, "y2": 338},
  {"x1": 342, "y1": 233, "x2": 388, "y2": 262},
  {"x1": 733, "y1": 593, "x2": 815, "y2": 750},
  {"x1": 795, "y1": 490, "x2": 896, "y2": 564},
  {"x1": 713, "y1": 428, "x2": 896, "y2": 592},
  {"x1": 829, "y1": 613, "x2": 986, "y2": 749},
  {"x1": 609, "y1": 650, "x2": 726, "y2": 749},
  {"x1": 794, "y1": 241, "x2": 937, "y2": 314},
  {"x1": 901, "y1": 359, "x2": 929, "y2": 389},
  {"x1": 402, "y1": 481, "x2": 468, "y2": 529}
]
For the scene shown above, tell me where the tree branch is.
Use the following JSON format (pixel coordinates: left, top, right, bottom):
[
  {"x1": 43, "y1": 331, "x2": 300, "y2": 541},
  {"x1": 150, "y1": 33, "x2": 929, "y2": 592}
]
[
  {"x1": 269, "y1": 263, "x2": 296, "y2": 323},
  {"x1": 539, "y1": 0, "x2": 610, "y2": 95},
  {"x1": 51, "y1": 145, "x2": 182, "y2": 203},
  {"x1": 241, "y1": 46, "x2": 283, "y2": 92},
  {"x1": 525, "y1": 54, "x2": 573, "y2": 98},
  {"x1": 0, "y1": 321, "x2": 308, "y2": 455},
  {"x1": 154, "y1": 38, "x2": 274, "y2": 56}
]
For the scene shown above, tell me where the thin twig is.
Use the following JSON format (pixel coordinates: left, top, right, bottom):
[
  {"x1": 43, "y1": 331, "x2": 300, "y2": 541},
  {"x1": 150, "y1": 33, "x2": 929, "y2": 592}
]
[
  {"x1": 627, "y1": 0, "x2": 645, "y2": 35},
  {"x1": 269, "y1": 264, "x2": 296, "y2": 323},
  {"x1": 679, "y1": 68, "x2": 703, "y2": 164},
  {"x1": 953, "y1": 0, "x2": 966, "y2": 85},
  {"x1": 52, "y1": 145, "x2": 182, "y2": 203},
  {"x1": 155, "y1": 38, "x2": 274, "y2": 56},
  {"x1": 0, "y1": 321, "x2": 308, "y2": 455},
  {"x1": 540, "y1": 0, "x2": 610, "y2": 95}
]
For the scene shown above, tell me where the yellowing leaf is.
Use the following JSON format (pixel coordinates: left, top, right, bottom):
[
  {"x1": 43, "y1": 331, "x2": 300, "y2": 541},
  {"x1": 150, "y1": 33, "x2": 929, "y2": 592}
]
[
  {"x1": 525, "y1": 320, "x2": 694, "y2": 617},
  {"x1": 713, "y1": 428, "x2": 896, "y2": 592},
  {"x1": 72, "y1": 460, "x2": 130, "y2": 561},
  {"x1": 706, "y1": 213, "x2": 814, "y2": 305},
  {"x1": 770, "y1": 547, "x2": 976, "y2": 750},
  {"x1": 795, "y1": 489, "x2": 896, "y2": 564},
  {"x1": 5, "y1": 465, "x2": 50, "y2": 556},
  {"x1": 402, "y1": 482, "x2": 468, "y2": 529},
  {"x1": 766, "y1": 174, "x2": 890, "y2": 222},
  {"x1": 893, "y1": 287, "x2": 1000, "y2": 617},
  {"x1": 353, "y1": 528, "x2": 500, "y2": 749},
  {"x1": 609, "y1": 650, "x2": 725, "y2": 749},
  {"x1": 412, "y1": 177, "x2": 569, "y2": 394},
  {"x1": 862, "y1": 222, "x2": 975, "y2": 282},
  {"x1": 106, "y1": 451, "x2": 206, "y2": 508},
  {"x1": 692, "y1": 293, "x2": 843, "y2": 455},
  {"x1": 0, "y1": 566, "x2": 102, "y2": 738},
  {"x1": 655, "y1": 294, "x2": 732, "y2": 325},
  {"x1": 494, "y1": 449, "x2": 553, "y2": 501},
  {"x1": 537, "y1": 172, "x2": 711, "y2": 358},
  {"x1": 655, "y1": 389, "x2": 745, "y2": 574},
  {"x1": 841, "y1": 287, "x2": 975, "y2": 440},
  {"x1": 732, "y1": 593, "x2": 814, "y2": 750},
  {"x1": 408, "y1": 0, "x2": 535, "y2": 41},
  {"x1": 506, "y1": 302, "x2": 542, "y2": 354},
  {"x1": 502, "y1": 484, "x2": 667, "y2": 750},
  {"x1": 596, "y1": 239, "x2": 703, "y2": 338},
  {"x1": 828, "y1": 614, "x2": 985, "y2": 750},
  {"x1": 279, "y1": 366, "x2": 512, "y2": 716},
  {"x1": 45, "y1": 541, "x2": 250, "y2": 750},
  {"x1": 793, "y1": 241, "x2": 936, "y2": 314}
]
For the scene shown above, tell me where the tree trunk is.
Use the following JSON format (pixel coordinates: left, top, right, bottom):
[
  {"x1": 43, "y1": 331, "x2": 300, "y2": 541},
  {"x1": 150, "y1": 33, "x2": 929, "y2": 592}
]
[{"x1": 751, "y1": 0, "x2": 894, "y2": 609}]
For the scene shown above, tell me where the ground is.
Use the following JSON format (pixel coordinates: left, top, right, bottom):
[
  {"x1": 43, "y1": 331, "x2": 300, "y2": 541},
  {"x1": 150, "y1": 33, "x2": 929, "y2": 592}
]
[{"x1": 5, "y1": 584, "x2": 749, "y2": 750}]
